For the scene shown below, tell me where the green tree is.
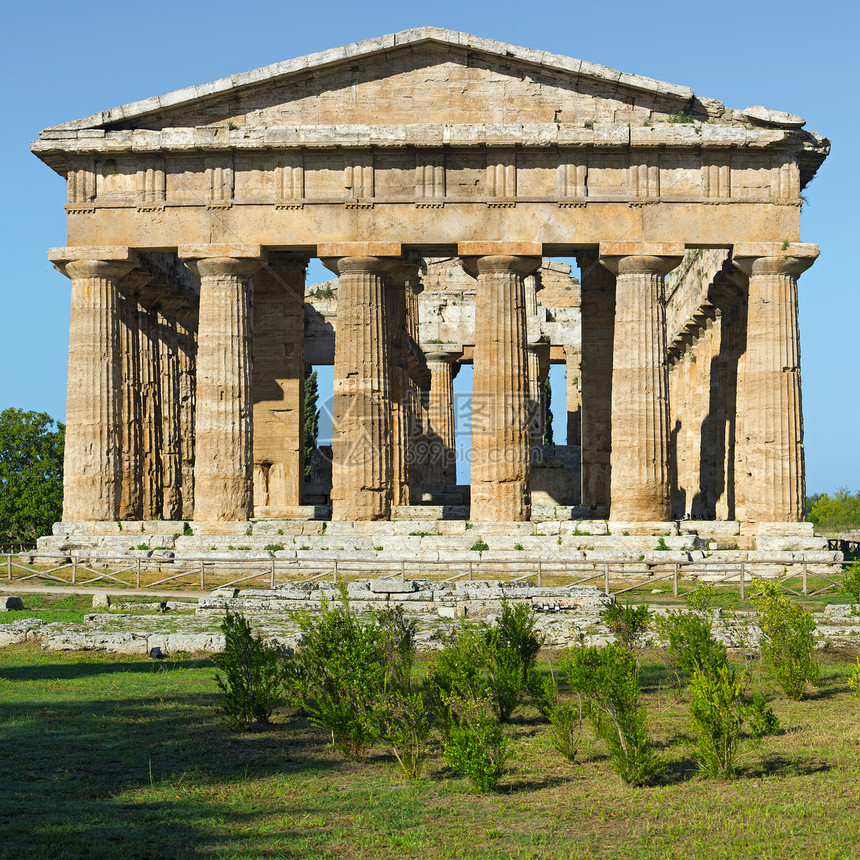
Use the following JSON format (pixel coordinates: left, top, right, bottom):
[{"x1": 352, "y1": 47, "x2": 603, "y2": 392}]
[
  {"x1": 0, "y1": 409, "x2": 64, "y2": 545},
  {"x1": 806, "y1": 488, "x2": 860, "y2": 533},
  {"x1": 302, "y1": 369, "x2": 320, "y2": 481},
  {"x1": 542, "y1": 376, "x2": 554, "y2": 445}
]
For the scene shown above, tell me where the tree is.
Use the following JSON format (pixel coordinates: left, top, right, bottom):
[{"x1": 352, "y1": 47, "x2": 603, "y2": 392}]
[
  {"x1": 0, "y1": 409, "x2": 64, "y2": 545},
  {"x1": 303, "y1": 370, "x2": 320, "y2": 481}
]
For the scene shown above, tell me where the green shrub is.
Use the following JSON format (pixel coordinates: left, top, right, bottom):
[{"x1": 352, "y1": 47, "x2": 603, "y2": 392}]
[
  {"x1": 563, "y1": 644, "x2": 660, "y2": 786},
  {"x1": 847, "y1": 657, "x2": 860, "y2": 702},
  {"x1": 751, "y1": 582, "x2": 819, "y2": 700},
  {"x1": 689, "y1": 663, "x2": 747, "y2": 779},
  {"x1": 603, "y1": 600, "x2": 653, "y2": 650},
  {"x1": 441, "y1": 690, "x2": 507, "y2": 791},
  {"x1": 842, "y1": 561, "x2": 860, "y2": 605},
  {"x1": 287, "y1": 588, "x2": 389, "y2": 759},
  {"x1": 655, "y1": 609, "x2": 728, "y2": 689},
  {"x1": 380, "y1": 689, "x2": 432, "y2": 780},
  {"x1": 427, "y1": 625, "x2": 486, "y2": 738},
  {"x1": 212, "y1": 610, "x2": 286, "y2": 731},
  {"x1": 747, "y1": 693, "x2": 780, "y2": 738},
  {"x1": 684, "y1": 583, "x2": 717, "y2": 614}
]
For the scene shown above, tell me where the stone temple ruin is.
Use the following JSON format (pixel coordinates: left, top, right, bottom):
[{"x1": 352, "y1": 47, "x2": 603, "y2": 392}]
[{"x1": 29, "y1": 28, "x2": 836, "y2": 571}]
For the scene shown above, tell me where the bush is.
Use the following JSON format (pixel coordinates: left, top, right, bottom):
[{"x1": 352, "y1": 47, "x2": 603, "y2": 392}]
[
  {"x1": 528, "y1": 668, "x2": 583, "y2": 762},
  {"x1": 689, "y1": 663, "x2": 747, "y2": 779},
  {"x1": 380, "y1": 689, "x2": 432, "y2": 781},
  {"x1": 563, "y1": 644, "x2": 660, "y2": 786},
  {"x1": 842, "y1": 561, "x2": 860, "y2": 605},
  {"x1": 848, "y1": 658, "x2": 860, "y2": 702},
  {"x1": 212, "y1": 610, "x2": 286, "y2": 731},
  {"x1": 747, "y1": 693, "x2": 780, "y2": 738},
  {"x1": 603, "y1": 600, "x2": 653, "y2": 650},
  {"x1": 655, "y1": 609, "x2": 728, "y2": 689},
  {"x1": 287, "y1": 588, "x2": 389, "y2": 760},
  {"x1": 751, "y1": 582, "x2": 819, "y2": 700},
  {"x1": 806, "y1": 487, "x2": 860, "y2": 534},
  {"x1": 441, "y1": 689, "x2": 507, "y2": 791}
]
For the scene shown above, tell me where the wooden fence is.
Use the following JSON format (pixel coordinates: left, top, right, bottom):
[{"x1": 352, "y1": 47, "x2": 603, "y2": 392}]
[{"x1": 3, "y1": 554, "x2": 855, "y2": 603}]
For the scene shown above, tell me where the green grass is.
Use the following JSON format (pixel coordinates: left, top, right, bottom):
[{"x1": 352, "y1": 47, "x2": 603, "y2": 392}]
[
  {"x1": 0, "y1": 591, "x2": 94, "y2": 624},
  {"x1": 1, "y1": 646, "x2": 859, "y2": 858}
]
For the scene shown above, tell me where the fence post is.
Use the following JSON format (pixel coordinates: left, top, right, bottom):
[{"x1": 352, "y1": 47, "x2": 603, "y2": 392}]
[
  {"x1": 270, "y1": 558, "x2": 275, "y2": 588},
  {"x1": 136, "y1": 558, "x2": 141, "y2": 588},
  {"x1": 7, "y1": 554, "x2": 11, "y2": 581},
  {"x1": 604, "y1": 562, "x2": 610, "y2": 595},
  {"x1": 333, "y1": 559, "x2": 338, "y2": 583},
  {"x1": 538, "y1": 560, "x2": 542, "y2": 588},
  {"x1": 673, "y1": 563, "x2": 679, "y2": 598},
  {"x1": 802, "y1": 562, "x2": 808, "y2": 595},
  {"x1": 401, "y1": 560, "x2": 405, "y2": 582},
  {"x1": 469, "y1": 560, "x2": 473, "y2": 581},
  {"x1": 72, "y1": 557, "x2": 77, "y2": 585},
  {"x1": 199, "y1": 561, "x2": 205, "y2": 590},
  {"x1": 739, "y1": 562, "x2": 745, "y2": 601}
]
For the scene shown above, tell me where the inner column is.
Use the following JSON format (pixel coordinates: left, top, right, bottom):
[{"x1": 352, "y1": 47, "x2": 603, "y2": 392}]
[
  {"x1": 425, "y1": 351, "x2": 459, "y2": 485},
  {"x1": 461, "y1": 248, "x2": 541, "y2": 522}
]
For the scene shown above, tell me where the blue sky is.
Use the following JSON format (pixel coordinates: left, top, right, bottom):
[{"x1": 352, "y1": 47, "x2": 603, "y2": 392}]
[{"x1": 2, "y1": 0, "x2": 857, "y2": 493}]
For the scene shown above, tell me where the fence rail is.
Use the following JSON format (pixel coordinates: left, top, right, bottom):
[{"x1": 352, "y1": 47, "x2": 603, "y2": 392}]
[{"x1": 3, "y1": 554, "x2": 855, "y2": 603}]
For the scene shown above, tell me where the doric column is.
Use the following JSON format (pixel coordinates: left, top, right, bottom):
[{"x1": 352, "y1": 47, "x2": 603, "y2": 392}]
[
  {"x1": 576, "y1": 250, "x2": 615, "y2": 506},
  {"x1": 137, "y1": 301, "x2": 162, "y2": 519},
  {"x1": 156, "y1": 302, "x2": 182, "y2": 519},
  {"x1": 252, "y1": 253, "x2": 308, "y2": 513},
  {"x1": 732, "y1": 243, "x2": 817, "y2": 522},
  {"x1": 320, "y1": 244, "x2": 402, "y2": 521},
  {"x1": 600, "y1": 243, "x2": 683, "y2": 521},
  {"x1": 526, "y1": 346, "x2": 545, "y2": 455},
  {"x1": 48, "y1": 248, "x2": 137, "y2": 521},
  {"x1": 425, "y1": 351, "x2": 460, "y2": 485},
  {"x1": 176, "y1": 309, "x2": 197, "y2": 520},
  {"x1": 386, "y1": 262, "x2": 420, "y2": 505},
  {"x1": 116, "y1": 270, "x2": 151, "y2": 520},
  {"x1": 461, "y1": 244, "x2": 541, "y2": 522},
  {"x1": 179, "y1": 245, "x2": 265, "y2": 522}
]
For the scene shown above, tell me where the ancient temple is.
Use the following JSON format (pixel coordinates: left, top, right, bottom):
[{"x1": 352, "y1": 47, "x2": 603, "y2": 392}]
[{"x1": 32, "y1": 28, "x2": 829, "y2": 538}]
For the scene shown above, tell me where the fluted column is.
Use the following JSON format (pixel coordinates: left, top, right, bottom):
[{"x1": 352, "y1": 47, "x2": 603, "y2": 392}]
[
  {"x1": 157, "y1": 304, "x2": 182, "y2": 519},
  {"x1": 176, "y1": 310, "x2": 197, "y2": 520},
  {"x1": 116, "y1": 270, "x2": 151, "y2": 520},
  {"x1": 137, "y1": 302, "x2": 162, "y2": 518},
  {"x1": 252, "y1": 254, "x2": 308, "y2": 512},
  {"x1": 425, "y1": 352, "x2": 459, "y2": 485},
  {"x1": 733, "y1": 243, "x2": 817, "y2": 522},
  {"x1": 526, "y1": 346, "x2": 544, "y2": 455},
  {"x1": 576, "y1": 250, "x2": 615, "y2": 506},
  {"x1": 49, "y1": 248, "x2": 136, "y2": 521},
  {"x1": 386, "y1": 263, "x2": 420, "y2": 505},
  {"x1": 321, "y1": 252, "x2": 399, "y2": 520},
  {"x1": 600, "y1": 243, "x2": 683, "y2": 521},
  {"x1": 180, "y1": 246, "x2": 264, "y2": 522},
  {"x1": 462, "y1": 249, "x2": 541, "y2": 522}
]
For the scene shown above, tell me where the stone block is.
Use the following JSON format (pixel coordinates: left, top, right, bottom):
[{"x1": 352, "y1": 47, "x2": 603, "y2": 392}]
[
  {"x1": 92, "y1": 593, "x2": 111, "y2": 609},
  {"x1": 753, "y1": 522, "x2": 816, "y2": 537},
  {"x1": 188, "y1": 522, "x2": 253, "y2": 536},
  {"x1": 756, "y1": 536, "x2": 828, "y2": 552},
  {"x1": 1, "y1": 596, "x2": 24, "y2": 611},
  {"x1": 370, "y1": 579, "x2": 416, "y2": 593}
]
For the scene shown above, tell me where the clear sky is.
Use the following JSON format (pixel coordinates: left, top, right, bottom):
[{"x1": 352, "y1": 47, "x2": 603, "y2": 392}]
[{"x1": 2, "y1": 0, "x2": 857, "y2": 494}]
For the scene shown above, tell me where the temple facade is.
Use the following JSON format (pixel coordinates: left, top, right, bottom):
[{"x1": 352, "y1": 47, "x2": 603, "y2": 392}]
[{"x1": 32, "y1": 28, "x2": 829, "y2": 533}]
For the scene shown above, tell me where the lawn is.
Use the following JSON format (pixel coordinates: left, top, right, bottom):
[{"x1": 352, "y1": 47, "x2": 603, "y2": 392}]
[{"x1": 1, "y1": 644, "x2": 859, "y2": 859}]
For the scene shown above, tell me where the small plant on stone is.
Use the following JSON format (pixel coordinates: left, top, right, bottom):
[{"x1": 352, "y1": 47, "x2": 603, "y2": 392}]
[
  {"x1": 183, "y1": 523, "x2": 193, "y2": 536},
  {"x1": 212, "y1": 610, "x2": 286, "y2": 731},
  {"x1": 563, "y1": 644, "x2": 660, "y2": 786},
  {"x1": 514, "y1": 543, "x2": 523, "y2": 551},
  {"x1": 471, "y1": 540, "x2": 489, "y2": 553},
  {"x1": 602, "y1": 600, "x2": 652, "y2": 650},
  {"x1": 265, "y1": 544, "x2": 284, "y2": 552},
  {"x1": 136, "y1": 543, "x2": 148, "y2": 551},
  {"x1": 751, "y1": 581, "x2": 819, "y2": 700},
  {"x1": 655, "y1": 537, "x2": 670, "y2": 551}
]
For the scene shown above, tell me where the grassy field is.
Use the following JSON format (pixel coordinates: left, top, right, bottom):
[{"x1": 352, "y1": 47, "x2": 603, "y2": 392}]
[{"x1": 1, "y1": 644, "x2": 859, "y2": 859}]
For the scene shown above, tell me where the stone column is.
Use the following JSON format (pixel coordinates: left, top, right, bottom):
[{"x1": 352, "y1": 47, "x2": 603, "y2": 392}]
[
  {"x1": 386, "y1": 263, "x2": 420, "y2": 506},
  {"x1": 179, "y1": 245, "x2": 265, "y2": 522},
  {"x1": 461, "y1": 245, "x2": 541, "y2": 522},
  {"x1": 320, "y1": 244, "x2": 402, "y2": 521},
  {"x1": 252, "y1": 254, "x2": 308, "y2": 513},
  {"x1": 526, "y1": 346, "x2": 545, "y2": 455},
  {"x1": 176, "y1": 309, "x2": 197, "y2": 521},
  {"x1": 49, "y1": 248, "x2": 136, "y2": 522},
  {"x1": 425, "y1": 351, "x2": 459, "y2": 485},
  {"x1": 116, "y1": 270, "x2": 151, "y2": 520},
  {"x1": 156, "y1": 302, "x2": 182, "y2": 519},
  {"x1": 137, "y1": 301, "x2": 162, "y2": 519},
  {"x1": 576, "y1": 250, "x2": 615, "y2": 506},
  {"x1": 732, "y1": 243, "x2": 817, "y2": 522},
  {"x1": 600, "y1": 243, "x2": 683, "y2": 521}
]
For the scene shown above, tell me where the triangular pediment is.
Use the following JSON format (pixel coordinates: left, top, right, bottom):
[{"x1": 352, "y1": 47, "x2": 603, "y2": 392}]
[{"x1": 44, "y1": 28, "x2": 698, "y2": 133}]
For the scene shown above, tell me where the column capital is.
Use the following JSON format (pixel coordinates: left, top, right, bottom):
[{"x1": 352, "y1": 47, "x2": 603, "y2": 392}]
[
  {"x1": 319, "y1": 254, "x2": 404, "y2": 277},
  {"x1": 599, "y1": 242, "x2": 685, "y2": 276},
  {"x1": 424, "y1": 345, "x2": 463, "y2": 364},
  {"x1": 460, "y1": 254, "x2": 542, "y2": 279},
  {"x1": 49, "y1": 247, "x2": 138, "y2": 282},
  {"x1": 732, "y1": 243, "x2": 818, "y2": 278}
]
